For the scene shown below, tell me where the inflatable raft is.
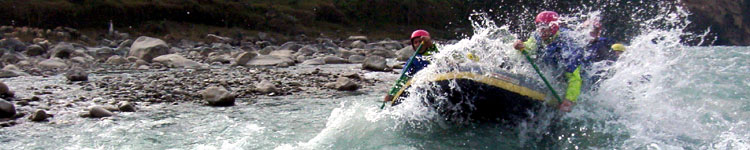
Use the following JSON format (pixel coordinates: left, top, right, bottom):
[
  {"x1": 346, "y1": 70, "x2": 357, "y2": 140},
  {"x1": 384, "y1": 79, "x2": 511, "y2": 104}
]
[{"x1": 389, "y1": 64, "x2": 551, "y2": 122}]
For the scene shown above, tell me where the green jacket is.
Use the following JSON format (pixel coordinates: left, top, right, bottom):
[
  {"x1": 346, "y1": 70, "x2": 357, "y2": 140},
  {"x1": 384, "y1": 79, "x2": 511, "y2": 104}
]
[
  {"x1": 387, "y1": 45, "x2": 439, "y2": 96},
  {"x1": 522, "y1": 29, "x2": 584, "y2": 102}
]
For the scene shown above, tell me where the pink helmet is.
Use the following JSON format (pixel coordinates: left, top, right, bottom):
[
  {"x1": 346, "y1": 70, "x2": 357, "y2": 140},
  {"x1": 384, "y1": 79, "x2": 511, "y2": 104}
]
[
  {"x1": 535, "y1": 11, "x2": 560, "y2": 35},
  {"x1": 411, "y1": 30, "x2": 430, "y2": 39}
]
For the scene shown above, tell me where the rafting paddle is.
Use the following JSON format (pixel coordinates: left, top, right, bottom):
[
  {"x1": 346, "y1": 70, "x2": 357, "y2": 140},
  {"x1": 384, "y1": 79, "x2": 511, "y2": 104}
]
[
  {"x1": 381, "y1": 42, "x2": 424, "y2": 109},
  {"x1": 520, "y1": 50, "x2": 563, "y2": 104}
]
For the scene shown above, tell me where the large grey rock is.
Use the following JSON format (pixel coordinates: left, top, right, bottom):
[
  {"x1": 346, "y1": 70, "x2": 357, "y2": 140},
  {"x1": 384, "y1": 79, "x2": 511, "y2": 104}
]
[
  {"x1": 347, "y1": 36, "x2": 368, "y2": 42},
  {"x1": 200, "y1": 86, "x2": 235, "y2": 106},
  {"x1": 208, "y1": 53, "x2": 232, "y2": 64},
  {"x1": 259, "y1": 46, "x2": 276, "y2": 55},
  {"x1": 89, "y1": 106, "x2": 114, "y2": 118},
  {"x1": 49, "y1": 42, "x2": 76, "y2": 59},
  {"x1": 1, "y1": 80, "x2": 15, "y2": 97},
  {"x1": 29, "y1": 109, "x2": 48, "y2": 122},
  {"x1": 396, "y1": 46, "x2": 415, "y2": 61},
  {"x1": 105, "y1": 55, "x2": 128, "y2": 64},
  {"x1": 206, "y1": 34, "x2": 232, "y2": 43},
  {"x1": 118, "y1": 39, "x2": 133, "y2": 48},
  {"x1": 269, "y1": 50, "x2": 295, "y2": 58},
  {"x1": 255, "y1": 80, "x2": 277, "y2": 94},
  {"x1": 0, "y1": 37, "x2": 26, "y2": 52},
  {"x1": 301, "y1": 57, "x2": 325, "y2": 65},
  {"x1": 234, "y1": 52, "x2": 258, "y2": 66},
  {"x1": 25, "y1": 44, "x2": 45, "y2": 56},
  {"x1": 295, "y1": 45, "x2": 317, "y2": 56},
  {"x1": 348, "y1": 55, "x2": 366, "y2": 63},
  {"x1": 325, "y1": 77, "x2": 360, "y2": 91},
  {"x1": 129, "y1": 36, "x2": 169, "y2": 62},
  {"x1": 280, "y1": 42, "x2": 303, "y2": 51},
  {"x1": 0, "y1": 99, "x2": 15, "y2": 118},
  {"x1": 152, "y1": 54, "x2": 205, "y2": 68},
  {"x1": 336, "y1": 48, "x2": 355, "y2": 59},
  {"x1": 38, "y1": 58, "x2": 68, "y2": 69},
  {"x1": 2, "y1": 64, "x2": 20, "y2": 71},
  {"x1": 362, "y1": 55, "x2": 390, "y2": 71},
  {"x1": 350, "y1": 40, "x2": 366, "y2": 49},
  {"x1": 0, "y1": 70, "x2": 29, "y2": 78},
  {"x1": 118, "y1": 101, "x2": 136, "y2": 112},
  {"x1": 88, "y1": 47, "x2": 116, "y2": 60},
  {"x1": 0, "y1": 52, "x2": 25, "y2": 64},
  {"x1": 246, "y1": 55, "x2": 294, "y2": 66},
  {"x1": 323, "y1": 56, "x2": 350, "y2": 64},
  {"x1": 65, "y1": 68, "x2": 88, "y2": 81}
]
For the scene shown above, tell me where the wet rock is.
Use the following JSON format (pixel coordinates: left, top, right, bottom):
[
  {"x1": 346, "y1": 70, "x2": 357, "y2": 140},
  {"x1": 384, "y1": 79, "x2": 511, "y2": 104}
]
[
  {"x1": 65, "y1": 68, "x2": 88, "y2": 81},
  {"x1": 348, "y1": 55, "x2": 366, "y2": 63},
  {"x1": 129, "y1": 36, "x2": 169, "y2": 62},
  {"x1": 235, "y1": 52, "x2": 258, "y2": 66},
  {"x1": 89, "y1": 106, "x2": 114, "y2": 118},
  {"x1": 326, "y1": 77, "x2": 359, "y2": 91},
  {"x1": 152, "y1": 54, "x2": 205, "y2": 68},
  {"x1": 29, "y1": 109, "x2": 48, "y2": 122},
  {"x1": 301, "y1": 57, "x2": 325, "y2": 65},
  {"x1": 362, "y1": 55, "x2": 390, "y2": 71},
  {"x1": 105, "y1": 55, "x2": 128, "y2": 64},
  {"x1": 38, "y1": 58, "x2": 68, "y2": 69},
  {"x1": 49, "y1": 42, "x2": 76, "y2": 59},
  {"x1": 323, "y1": 56, "x2": 350, "y2": 64},
  {"x1": 255, "y1": 80, "x2": 277, "y2": 94},
  {"x1": 368, "y1": 49, "x2": 396, "y2": 58},
  {"x1": 118, "y1": 101, "x2": 136, "y2": 112},
  {"x1": 351, "y1": 40, "x2": 366, "y2": 49},
  {"x1": 200, "y1": 86, "x2": 235, "y2": 106},
  {"x1": 0, "y1": 37, "x2": 26, "y2": 52},
  {"x1": 391, "y1": 62, "x2": 406, "y2": 69},
  {"x1": 246, "y1": 55, "x2": 294, "y2": 66},
  {"x1": 0, "y1": 99, "x2": 15, "y2": 118},
  {"x1": 280, "y1": 42, "x2": 303, "y2": 51},
  {"x1": 25, "y1": 44, "x2": 45, "y2": 56},
  {"x1": 396, "y1": 46, "x2": 415, "y2": 61}
]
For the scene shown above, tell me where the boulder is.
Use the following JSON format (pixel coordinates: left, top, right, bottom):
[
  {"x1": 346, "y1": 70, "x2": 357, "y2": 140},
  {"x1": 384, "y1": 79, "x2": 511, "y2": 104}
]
[
  {"x1": 0, "y1": 99, "x2": 15, "y2": 118},
  {"x1": 118, "y1": 101, "x2": 136, "y2": 112},
  {"x1": 2, "y1": 64, "x2": 20, "y2": 71},
  {"x1": 362, "y1": 55, "x2": 390, "y2": 71},
  {"x1": 368, "y1": 49, "x2": 396, "y2": 58},
  {"x1": 88, "y1": 47, "x2": 116, "y2": 60},
  {"x1": 49, "y1": 42, "x2": 76, "y2": 59},
  {"x1": 25, "y1": 44, "x2": 45, "y2": 56},
  {"x1": 336, "y1": 48, "x2": 355, "y2": 59},
  {"x1": 246, "y1": 55, "x2": 294, "y2": 66},
  {"x1": 208, "y1": 53, "x2": 232, "y2": 64},
  {"x1": 295, "y1": 45, "x2": 317, "y2": 56},
  {"x1": 0, "y1": 70, "x2": 28, "y2": 78},
  {"x1": 269, "y1": 50, "x2": 295, "y2": 58},
  {"x1": 279, "y1": 42, "x2": 303, "y2": 51},
  {"x1": 301, "y1": 57, "x2": 325, "y2": 65},
  {"x1": 105, "y1": 55, "x2": 128, "y2": 64},
  {"x1": 323, "y1": 56, "x2": 350, "y2": 64},
  {"x1": 259, "y1": 46, "x2": 276, "y2": 55},
  {"x1": 89, "y1": 106, "x2": 114, "y2": 118},
  {"x1": 118, "y1": 39, "x2": 133, "y2": 48},
  {"x1": 65, "y1": 68, "x2": 88, "y2": 81},
  {"x1": 255, "y1": 80, "x2": 277, "y2": 94},
  {"x1": 350, "y1": 40, "x2": 366, "y2": 49},
  {"x1": 70, "y1": 56, "x2": 89, "y2": 64},
  {"x1": 348, "y1": 55, "x2": 366, "y2": 63},
  {"x1": 234, "y1": 52, "x2": 258, "y2": 66},
  {"x1": 325, "y1": 77, "x2": 359, "y2": 91},
  {"x1": 396, "y1": 46, "x2": 415, "y2": 61},
  {"x1": 206, "y1": 34, "x2": 232, "y2": 43},
  {"x1": 129, "y1": 36, "x2": 169, "y2": 62},
  {"x1": 29, "y1": 109, "x2": 48, "y2": 122},
  {"x1": 152, "y1": 54, "x2": 205, "y2": 68},
  {"x1": 0, "y1": 52, "x2": 25, "y2": 64},
  {"x1": 38, "y1": 58, "x2": 68, "y2": 69},
  {"x1": 200, "y1": 86, "x2": 235, "y2": 106},
  {"x1": 0, "y1": 37, "x2": 26, "y2": 52},
  {"x1": 347, "y1": 36, "x2": 368, "y2": 42}
]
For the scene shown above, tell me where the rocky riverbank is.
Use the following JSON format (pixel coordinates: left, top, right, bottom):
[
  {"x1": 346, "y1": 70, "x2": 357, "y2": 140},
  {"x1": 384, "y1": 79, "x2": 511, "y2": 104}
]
[{"x1": 0, "y1": 25, "x2": 418, "y2": 127}]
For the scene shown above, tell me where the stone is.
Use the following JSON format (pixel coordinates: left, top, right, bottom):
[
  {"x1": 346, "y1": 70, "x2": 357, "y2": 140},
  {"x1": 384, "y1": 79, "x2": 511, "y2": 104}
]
[
  {"x1": 129, "y1": 36, "x2": 170, "y2": 62},
  {"x1": 255, "y1": 80, "x2": 277, "y2": 94},
  {"x1": 0, "y1": 70, "x2": 28, "y2": 78},
  {"x1": 0, "y1": 99, "x2": 15, "y2": 118},
  {"x1": 235, "y1": 52, "x2": 257, "y2": 66},
  {"x1": 200, "y1": 86, "x2": 235, "y2": 106},
  {"x1": 336, "y1": 48, "x2": 355, "y2": 59},
  {"x1": 301, "y1": 57, "x2": 325, "y2": 65},
  {"x1": 118, "y1": 101, "x2": 136, "y2": 112},
  {"x1": 279, "y1": 42, "x2": 303, "y2": 51},
  {"x1": 323, "y1": 56, "x2": 350, "y2": 64},
  {"x1": 89, "y1": 106, "x2": 114, "y2": 118},
  {"x1": 65, "y1": 67, "x2": 88, "y2": 81},
  {"x1": 2, "y1": 64, "x2": 20, "y2": 71},
  {"x1": 295, "y1": 45, "x2": 317, "y2": 56},
  {"x1": 348, "y1": 55, "x2": 366, "y2": 63},
  {"x1": 347, "y1": 36, "x2": 368, "y2": 42},
  {"x1": 88, "y1": 47, "x2": 115, "y2": 60},
  {"x1": 70, "y1": 56, "x2": 88, "y2": 64},
  {"x1": 38, "y1": 58, "x2": 68, "y2": 69},
  {"x1": 137, "y1": 65, "x2": 150, "y2": 70},
  {"x1": 259, "y1": 46, "x2": 275, "y2": 55},
  {"x1": 0, "y1": 52, "x2": 25, "y2": 64},
  {"x1": 0, "y1": 37, "x2": 26, "y2": 52},
  {"x1": 208, "y1": 53, "x2": 232, "y2": 64},
  {"x1": 49, "y1": 42, "x2": 76, "y2": 59},
  {"x1": 25, "y1": 44, "x2": 45, "y2": 56},
  {"x1": 362, "y1": 55, "x2": 390, "y2": 71},
  {"x1": 246, "y1": 55, "x2": 294, "y2": 66},
  {"x1": 269, "y1": 50, "x2": 295, "y2": 58},
  {"x1": 206, "y1": 34, "x2": 232, "y2": 43},
  {"x1": 350, "y1": 40, "x2": 366, "y2": 49},
  {"x1": 105, "y1": 55, "x2": 128, "y2": 64},
  {"x1": 326, "y1": 77, "x2": 359, "y2": 91},
  {"x1": 152, "y1": 54, "x2": 205, "y2": 68},
  {"x1": 118, "y1": 39, "x2": 133, "y2": 48},
  {"x1": 396, "y1": 46, "x2": 415, "y2": 61},
  {"x1": 368, "y1": 49, "x2": 396, "y2": 58},
  {"x1": 29, "y1": 109, "x2": 48, "y2": 122}
]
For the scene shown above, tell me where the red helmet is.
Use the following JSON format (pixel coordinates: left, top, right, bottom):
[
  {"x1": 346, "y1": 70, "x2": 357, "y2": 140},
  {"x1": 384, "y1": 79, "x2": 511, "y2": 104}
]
[
  {"x1": 534, "y1": 11, "x2": 560, "y2": 36},
  {"x1": 410, "y1": 30, "x2": 430, "y2": 40}
]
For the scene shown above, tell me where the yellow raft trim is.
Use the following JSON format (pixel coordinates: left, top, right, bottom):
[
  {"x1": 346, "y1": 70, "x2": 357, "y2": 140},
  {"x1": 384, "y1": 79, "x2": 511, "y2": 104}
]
[{"x1": 390, "y1": 72, "x2": 547, "y2": 105}]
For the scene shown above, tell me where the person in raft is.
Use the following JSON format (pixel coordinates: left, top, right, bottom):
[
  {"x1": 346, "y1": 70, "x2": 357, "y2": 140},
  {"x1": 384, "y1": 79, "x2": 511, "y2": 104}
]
[
  {"x1": 383, "y1": 29, "x2": 439, "y2": 102},
  {"x1": 513, "y1": 11, "x2": 586, "y2": 112}
]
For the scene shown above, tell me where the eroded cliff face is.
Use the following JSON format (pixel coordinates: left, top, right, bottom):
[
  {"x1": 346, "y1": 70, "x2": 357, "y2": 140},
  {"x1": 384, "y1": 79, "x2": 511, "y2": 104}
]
[{"x1": 683, "y1": 0, "x2": 750, "y2": 46}]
